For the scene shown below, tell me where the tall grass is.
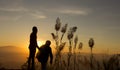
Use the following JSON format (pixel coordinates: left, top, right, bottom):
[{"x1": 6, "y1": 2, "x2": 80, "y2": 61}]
[
  {"x1": 51, "y1": 17, "x2": 67, "y2": 70},
  {"x1": 88, "y1": 38, "x2": 94, "y2": 70},
  {"x1": 67, "y1": 26, "x2": 77, "y2": 70},
  {"x1": 20, "y1": 18, "x2": 120, "y2": 70}
]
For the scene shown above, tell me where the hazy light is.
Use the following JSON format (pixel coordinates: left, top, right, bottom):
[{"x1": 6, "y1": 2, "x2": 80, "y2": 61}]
[
  {"x1": 37, "y1": 40, "x2": 44, "y2": 47},
  {"x1": 37, "y1": 41, "x2": 42, "y2": 47}
]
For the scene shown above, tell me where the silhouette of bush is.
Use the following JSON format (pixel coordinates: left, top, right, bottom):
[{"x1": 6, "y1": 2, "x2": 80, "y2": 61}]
[
  {"x1": 0, "y1": 63, "x2": 6, "y2": 70},
  {"x1": 103, "y1": 54, "x2": 120, "y2": 70}
]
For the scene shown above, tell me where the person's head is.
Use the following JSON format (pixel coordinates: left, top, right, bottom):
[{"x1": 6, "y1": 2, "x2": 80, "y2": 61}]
[
  {"x1": 45, "y1": 40, "x2": 51, "y2": 46},
  {"x1": 32, "y1": 26, "x2": 38, "y2": 33}
]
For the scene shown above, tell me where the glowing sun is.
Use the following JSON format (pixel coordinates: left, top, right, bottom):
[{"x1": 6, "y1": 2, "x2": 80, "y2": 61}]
[{"x1": 37, "y1": 41, "x2": 44, "y2": 47}]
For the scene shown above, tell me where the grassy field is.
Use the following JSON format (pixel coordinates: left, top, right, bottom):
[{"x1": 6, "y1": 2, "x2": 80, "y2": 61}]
[{"x1": 20, "y1": 53, "x2": 119, "y2": 70}]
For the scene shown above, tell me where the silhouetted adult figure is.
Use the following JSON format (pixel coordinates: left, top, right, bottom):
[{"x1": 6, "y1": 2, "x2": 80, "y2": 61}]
[
  {"x1": 28, "y1": 26, "x2": 39, "y2": 70},
  {"x1": 37, "y1": 40, "x2": 53, "y2": 70}
]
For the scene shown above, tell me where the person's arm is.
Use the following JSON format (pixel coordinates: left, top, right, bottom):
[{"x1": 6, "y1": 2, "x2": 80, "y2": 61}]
[
  {"x1": 49, "y1": 47, "x2": 53, "y2": 64},
  {"x1": 36, "y1": 45, "x2": 39, "y2": 49},
  {"x1": 35, "y1": 35, "x2": 39, "y2": 49}
]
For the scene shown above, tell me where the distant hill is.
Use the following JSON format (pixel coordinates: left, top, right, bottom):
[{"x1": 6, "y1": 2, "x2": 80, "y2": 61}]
[
  {"x1": 0, "y1": 46, "x2": 28, "y2": 69},
  {"x1": 0, "y1": 46, "x2": 27, "y2": 53}
]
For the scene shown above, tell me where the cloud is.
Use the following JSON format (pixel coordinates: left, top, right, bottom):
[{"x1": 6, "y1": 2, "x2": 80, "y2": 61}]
[
  {"x1": 30, "y1": 13, "x2": 47, "y2": 19},
  {"x1": 43, "y1": 7, "x2": 91, "y2": 16},
  {"x1": 0, "y1": 15, "x2": 21, "y2": 21},
  {"x1": 0, "y1": 7, "x2": 47, "y2": 20},
  {"x1": 0, "y1": 7, "x2": 28, "y2": 12},
  {"x1": 59, "y1": 9, "x2": 88, "y2": 15},
  {"x1": 29, "y1": 11, "x2": 47, "y2": 19}
]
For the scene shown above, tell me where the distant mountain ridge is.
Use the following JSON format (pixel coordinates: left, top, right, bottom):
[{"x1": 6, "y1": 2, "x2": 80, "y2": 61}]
[
  {"x1": 0, "y1": 46, "x2": 28, "y2": 69},
  {"x1": 0, "y1": 46, "x2": 27, "y2": 53}
]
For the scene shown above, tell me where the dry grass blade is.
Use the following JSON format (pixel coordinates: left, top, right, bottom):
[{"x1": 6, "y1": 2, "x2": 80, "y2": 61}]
[{"x1": 55, "y1": 17, "x2": 61, "y2": 31}]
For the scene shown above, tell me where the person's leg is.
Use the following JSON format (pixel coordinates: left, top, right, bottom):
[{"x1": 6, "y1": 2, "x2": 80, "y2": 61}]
[
  {"x1": 28, "y1": 51, "x2": 31, "y2": 70},
  {"x1": 31, "y1": 51, "x2": 35, "y2": 70},
  {"x1": 41, "y1": 62, "x2": 47, "y2": 70},
  {"x1": 28, "y1": 57, "x2": 31, "y2": 70},
  {"x1": 31, "y1": 56, "x2": 35, "y2": 70}
]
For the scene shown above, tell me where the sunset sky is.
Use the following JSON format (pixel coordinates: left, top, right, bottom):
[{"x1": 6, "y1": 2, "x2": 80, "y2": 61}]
[{"x1": 0, "y1": 0, "x2": 120, "y2": 54}]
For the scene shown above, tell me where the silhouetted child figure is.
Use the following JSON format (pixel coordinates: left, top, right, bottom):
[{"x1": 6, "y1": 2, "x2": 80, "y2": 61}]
[
  {"x1": 36, "y1": 40, "x2": 53, "y2": 70},
  {"x1": 28, "y1": 26, "x2": 39, "y2": 70}
]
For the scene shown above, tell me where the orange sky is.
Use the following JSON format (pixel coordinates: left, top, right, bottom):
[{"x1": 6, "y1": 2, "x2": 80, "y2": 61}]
[{"x1": 0, "y1": 0, "x2": 120, "y2": 54}]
